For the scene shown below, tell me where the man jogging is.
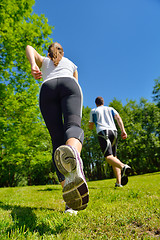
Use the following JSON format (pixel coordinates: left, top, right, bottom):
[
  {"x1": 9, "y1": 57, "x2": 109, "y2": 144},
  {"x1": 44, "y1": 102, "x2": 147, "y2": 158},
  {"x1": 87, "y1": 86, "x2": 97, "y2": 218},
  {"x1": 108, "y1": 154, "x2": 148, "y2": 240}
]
[{"x1": 89, "y1": 96, "x2": 131, "y2": 187}]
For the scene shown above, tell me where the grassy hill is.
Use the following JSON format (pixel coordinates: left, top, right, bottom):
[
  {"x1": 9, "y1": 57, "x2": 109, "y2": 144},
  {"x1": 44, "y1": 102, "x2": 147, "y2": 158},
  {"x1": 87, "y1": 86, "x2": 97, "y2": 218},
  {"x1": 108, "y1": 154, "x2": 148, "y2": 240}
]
[{"x1": 0, "y1": 172, "x2": 160, "y2": 239}]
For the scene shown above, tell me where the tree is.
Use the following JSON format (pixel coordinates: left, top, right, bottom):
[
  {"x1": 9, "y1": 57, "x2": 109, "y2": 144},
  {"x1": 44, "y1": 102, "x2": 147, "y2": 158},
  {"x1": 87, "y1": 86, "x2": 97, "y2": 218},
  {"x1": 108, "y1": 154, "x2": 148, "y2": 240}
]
[
  {"x1": 152, "y1": 78, "x2": 160, "y2": 107},
  {"x1": 0, "y1": 0, "x2": 53, "y2": 88},
  {"x1": 82, "y1": 97, "x2": 160, "y2": 181},
  {"x1": 114, "y1": 98, "x2": 160, "y2": 175},
  {"x1": 0, "y1": 0, "x2": 55, "y2": 186}
]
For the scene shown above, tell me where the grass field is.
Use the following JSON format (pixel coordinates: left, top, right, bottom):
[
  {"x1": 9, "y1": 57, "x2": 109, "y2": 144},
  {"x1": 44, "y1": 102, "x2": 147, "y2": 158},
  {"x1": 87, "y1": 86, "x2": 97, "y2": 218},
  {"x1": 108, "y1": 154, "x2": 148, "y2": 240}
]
[{"x1": 0, "y1": 172, "x2": 160, "y2": 239}]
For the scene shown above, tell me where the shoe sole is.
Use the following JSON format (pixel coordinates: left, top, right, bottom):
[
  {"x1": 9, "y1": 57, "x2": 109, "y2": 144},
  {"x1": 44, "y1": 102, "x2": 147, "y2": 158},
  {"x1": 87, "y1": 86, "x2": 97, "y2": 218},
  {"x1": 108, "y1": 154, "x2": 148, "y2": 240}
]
[
  {"x1": 121, "y1": 166, "x2": 131, "y2": 186},
  {"x1": 54, "y1": 145, "x2": 77, "y2": 175},
  {"x1": 121, "y1": 176, "x2": 128, "y2": 186},
  {"x1": 54, "y1": 145, "x2": 89, "y2": 211}
]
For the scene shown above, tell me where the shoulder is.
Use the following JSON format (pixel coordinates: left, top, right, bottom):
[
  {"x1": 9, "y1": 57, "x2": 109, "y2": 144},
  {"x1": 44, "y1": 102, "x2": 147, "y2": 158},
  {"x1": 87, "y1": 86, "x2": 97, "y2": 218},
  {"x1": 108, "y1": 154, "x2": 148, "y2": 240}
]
[
  {"x1": 41, "y1": 56, "x2": 50, "y2": 64},
  {"x1": 61, "y1": 57, "x2": 77, "y2": 68},
  {"x1": 42, "y1": 56, "x2": 50, "y2": 62},
  {"x1": 109, "y1": 107, "x2": 119, "y2": 116},
  {"x1": 107, "y1": 106, "x2": 115, "y2": 111},
  {"x1": 90, "y1": 108, "x2": 96, "y2": 114},
  {"x1": 41, "y1": 57, "x2": 52, "y2": 68},
  {"x1": 62, "y1": 56, "x2": 69, "y2": 61},
  {"x1": 61, "y1": 56, "x2": 72, "y2": 63}
]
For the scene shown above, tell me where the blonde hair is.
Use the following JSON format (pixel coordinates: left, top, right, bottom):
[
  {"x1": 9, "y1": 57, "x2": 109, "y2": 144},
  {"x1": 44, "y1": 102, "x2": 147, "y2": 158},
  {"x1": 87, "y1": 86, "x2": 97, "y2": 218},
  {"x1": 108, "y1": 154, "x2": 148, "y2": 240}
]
[{"x1": 48, "y1": 42, "x2": 64, "y2": 66}]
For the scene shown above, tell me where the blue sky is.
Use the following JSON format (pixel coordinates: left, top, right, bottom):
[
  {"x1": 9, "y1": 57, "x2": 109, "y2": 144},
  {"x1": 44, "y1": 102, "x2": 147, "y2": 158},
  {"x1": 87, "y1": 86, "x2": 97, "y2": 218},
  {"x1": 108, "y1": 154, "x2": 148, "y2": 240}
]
[{"x1": 33, "y1": 0, "x2": 160, "y2": 109}]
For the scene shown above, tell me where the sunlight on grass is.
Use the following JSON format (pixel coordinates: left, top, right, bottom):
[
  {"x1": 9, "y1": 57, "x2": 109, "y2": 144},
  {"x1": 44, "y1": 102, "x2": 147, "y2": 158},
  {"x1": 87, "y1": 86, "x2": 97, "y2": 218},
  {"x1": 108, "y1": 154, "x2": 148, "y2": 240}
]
[{"x1": 0, "y1": 172, "x2": 160, "y2": 239}]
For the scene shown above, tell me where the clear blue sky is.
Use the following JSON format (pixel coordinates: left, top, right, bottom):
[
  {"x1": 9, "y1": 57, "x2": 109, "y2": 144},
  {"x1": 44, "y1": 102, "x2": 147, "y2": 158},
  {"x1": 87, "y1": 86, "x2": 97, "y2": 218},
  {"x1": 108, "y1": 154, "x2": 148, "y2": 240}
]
[{"x1": 33, "y1": 0, "x2": 160, "y2": 109}]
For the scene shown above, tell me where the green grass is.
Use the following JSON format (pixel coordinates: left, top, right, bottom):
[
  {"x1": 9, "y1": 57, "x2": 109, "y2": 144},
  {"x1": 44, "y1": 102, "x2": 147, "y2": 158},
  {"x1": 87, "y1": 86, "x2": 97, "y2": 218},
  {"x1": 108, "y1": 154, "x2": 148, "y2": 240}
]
[{"x1": 0, "y1": 172, "x2": 160, "y2": 239}]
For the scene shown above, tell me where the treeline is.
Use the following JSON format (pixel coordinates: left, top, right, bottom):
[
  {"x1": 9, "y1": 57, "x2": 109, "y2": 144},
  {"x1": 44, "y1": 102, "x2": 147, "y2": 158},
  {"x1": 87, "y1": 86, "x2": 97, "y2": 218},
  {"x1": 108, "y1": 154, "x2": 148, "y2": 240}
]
[
  {"x1": 0, "y1": 0, "x2": 160, "y2": 187},
  {"x1": 0, "y1": 90, "x2": 159, "y2": 187},
  {"x1": 81, "y1": 96, "x2": 160, "y2": 181}
]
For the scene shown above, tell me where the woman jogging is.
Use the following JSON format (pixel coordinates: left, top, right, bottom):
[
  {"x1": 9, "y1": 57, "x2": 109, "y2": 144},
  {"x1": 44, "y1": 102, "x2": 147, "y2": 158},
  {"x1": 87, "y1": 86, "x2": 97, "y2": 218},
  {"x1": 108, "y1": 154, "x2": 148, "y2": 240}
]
[{"x1": 26, "y1": 43, "x2": 89, "y2": 213}]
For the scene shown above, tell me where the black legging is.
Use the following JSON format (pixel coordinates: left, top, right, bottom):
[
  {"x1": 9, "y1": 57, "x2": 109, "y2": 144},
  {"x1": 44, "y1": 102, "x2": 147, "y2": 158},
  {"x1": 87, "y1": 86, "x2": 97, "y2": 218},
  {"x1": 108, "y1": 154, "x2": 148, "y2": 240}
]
[{"x1": 39, "y1": 77, "x2": 84, "y2": 182}]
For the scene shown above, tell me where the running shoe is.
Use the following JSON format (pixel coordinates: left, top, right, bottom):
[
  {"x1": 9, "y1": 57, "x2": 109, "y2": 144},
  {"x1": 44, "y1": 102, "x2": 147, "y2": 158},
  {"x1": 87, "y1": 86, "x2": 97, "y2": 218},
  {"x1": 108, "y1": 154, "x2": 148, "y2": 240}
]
[
  {"x1": 115, "y1": 183, "x2": 123, "y2": 187},
  {"x1": 54, "y1": 145, "x2": 89, "y2": 211},
  {"x1": 121, "y1": 164, "x2": 131, "y2": 186},
  {"x1": 64, "y1": 204, "x2": 78, "y2": 215}
]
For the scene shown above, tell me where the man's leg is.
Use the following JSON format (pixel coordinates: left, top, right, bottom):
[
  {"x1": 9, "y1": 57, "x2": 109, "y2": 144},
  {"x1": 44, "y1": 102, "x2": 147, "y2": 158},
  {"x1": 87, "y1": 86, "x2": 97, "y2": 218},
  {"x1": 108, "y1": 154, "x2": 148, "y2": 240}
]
[
  {"x1": 106, "y1": 155, "x2": 131, "y2": 186},
  {"x1": 112, "y1": 166, "x2": 121, "y2": 184},
  {"x1": 105, "y1": 154, "x2": 124, "y2": 169}
]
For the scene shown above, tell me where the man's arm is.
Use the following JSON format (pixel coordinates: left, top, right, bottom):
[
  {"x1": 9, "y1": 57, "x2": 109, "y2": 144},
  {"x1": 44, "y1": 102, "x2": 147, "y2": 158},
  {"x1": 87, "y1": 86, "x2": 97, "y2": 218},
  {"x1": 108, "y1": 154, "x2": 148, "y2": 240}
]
[
  {"x1": 114, "y1": 114, "x2": 127, "y2": 139},
  {"x1": 89, "y1": 122, "x2": 94, "y2": 130}
]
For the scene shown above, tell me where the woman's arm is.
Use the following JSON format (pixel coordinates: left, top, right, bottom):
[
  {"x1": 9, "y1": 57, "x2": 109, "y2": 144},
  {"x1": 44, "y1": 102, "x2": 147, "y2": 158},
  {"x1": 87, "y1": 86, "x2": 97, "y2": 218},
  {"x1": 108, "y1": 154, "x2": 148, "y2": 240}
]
[
  {"x1": 73, "y1": 70, "x2": 78, "y2": 81},
  {"x1": 26, "y1": 45, "x2": 43, "y2": 79}
]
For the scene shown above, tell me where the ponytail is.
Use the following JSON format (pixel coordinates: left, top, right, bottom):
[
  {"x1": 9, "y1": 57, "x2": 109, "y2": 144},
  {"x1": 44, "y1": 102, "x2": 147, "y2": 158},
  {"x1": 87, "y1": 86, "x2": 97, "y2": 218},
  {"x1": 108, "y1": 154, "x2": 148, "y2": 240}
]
[{"x1": 48, "y1": 42, "x2": 63, "y2": 66}]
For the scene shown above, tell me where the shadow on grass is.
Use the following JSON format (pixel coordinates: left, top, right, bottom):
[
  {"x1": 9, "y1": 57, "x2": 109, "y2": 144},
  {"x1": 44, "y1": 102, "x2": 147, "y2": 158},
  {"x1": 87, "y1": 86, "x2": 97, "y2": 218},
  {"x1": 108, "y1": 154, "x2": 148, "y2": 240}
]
[
  {"x1": 89, "y1": 186, "x2": 116, "y2": 190},
  {"x1": 37, "y1": 187, "x2": 60, "y2": 192},
  {"x1": 0, "y1": 201, "x2": 64, "y2": 236}
]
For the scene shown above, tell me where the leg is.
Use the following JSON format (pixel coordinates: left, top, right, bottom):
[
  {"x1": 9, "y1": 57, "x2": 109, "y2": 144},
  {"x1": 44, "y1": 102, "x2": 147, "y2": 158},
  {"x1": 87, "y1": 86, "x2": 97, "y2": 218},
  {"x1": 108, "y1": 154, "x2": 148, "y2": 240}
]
[
  {"x1": 54, "y1": 78, "x2": 88, "y2": 210},
  {"x1": 111, "y1": 135, "x2": 122, "y2": 185},
  {"x1": 54, "y1": 143, "x2": 89, "y2": 211},
  {"x1": 98, "y1": 130, "x2": 131, "y2": 186},
  {"x1": 98, "y1": 130, "x2": 124, "y2": 169},
  {"x1": 106, "y1": 155, "x2": 124, "y2": 169},
  {"x1": 66, "y1": 138, "x2": 82, "y2": 154},
  {"x1": 60, "y1": 180, "x2": 65, "y2": 188},
  {"x1": 112, "y1": 166, "x2": 121, "y2": 184},
  {"x1": 59, "y1": 137, "x2": 82, "y2": 190},
  {"x1": 39, "y1": 80, "x2": 65, "y2": 183},
  {"x1": 60, "y1": 77, "x2": 84, "y2": 152}
]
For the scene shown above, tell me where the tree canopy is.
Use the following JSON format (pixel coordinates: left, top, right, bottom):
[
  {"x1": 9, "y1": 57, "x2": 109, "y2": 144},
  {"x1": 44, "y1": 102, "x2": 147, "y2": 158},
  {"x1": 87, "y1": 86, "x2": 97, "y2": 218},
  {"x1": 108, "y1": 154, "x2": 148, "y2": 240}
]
[
  {"x1": 0, "y1": 0, "x2": 159, "y2": 186},
  {"x1": 152, "y1": 78, "x2": 160, "y2": 108},
  {"x1": 0, "y1": 0, "x2": 55, "y2": 186}
]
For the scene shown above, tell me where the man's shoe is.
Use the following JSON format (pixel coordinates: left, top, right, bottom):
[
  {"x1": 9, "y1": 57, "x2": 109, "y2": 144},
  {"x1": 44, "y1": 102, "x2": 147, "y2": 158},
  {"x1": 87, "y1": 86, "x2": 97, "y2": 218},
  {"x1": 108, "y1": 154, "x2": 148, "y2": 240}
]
[
  {"x1": 121, "y1": 164, "x2": 131, "y2": 186},
  {"x1": 54, "y1": 145, "x2": 89, "y2": 211},
  {"x1": 121, "y1": 176, "x2": 128, "y2": 186}
]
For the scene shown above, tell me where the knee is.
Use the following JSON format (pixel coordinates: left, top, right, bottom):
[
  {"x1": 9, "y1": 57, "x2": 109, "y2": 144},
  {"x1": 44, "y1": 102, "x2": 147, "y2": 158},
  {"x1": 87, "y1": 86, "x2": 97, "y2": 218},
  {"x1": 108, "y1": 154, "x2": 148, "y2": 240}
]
[{"x1": 64, "y1": 126, "x2": 84, "y2": 144}]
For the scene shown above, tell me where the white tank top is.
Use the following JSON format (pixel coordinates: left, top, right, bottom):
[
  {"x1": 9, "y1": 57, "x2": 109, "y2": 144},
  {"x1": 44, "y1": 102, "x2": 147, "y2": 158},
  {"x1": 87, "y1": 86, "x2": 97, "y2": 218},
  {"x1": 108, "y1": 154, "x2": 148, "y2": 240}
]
[{"x1": 41, "y1": 56, "x2": 77, "y2": 84}]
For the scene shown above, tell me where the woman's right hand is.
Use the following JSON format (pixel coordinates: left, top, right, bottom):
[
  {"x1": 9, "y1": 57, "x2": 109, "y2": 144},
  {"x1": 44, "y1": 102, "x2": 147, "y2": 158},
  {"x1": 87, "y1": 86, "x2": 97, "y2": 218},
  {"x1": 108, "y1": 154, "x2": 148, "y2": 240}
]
[{"x1": 31, "y1": 63, "x2": 42, "y2": 79}]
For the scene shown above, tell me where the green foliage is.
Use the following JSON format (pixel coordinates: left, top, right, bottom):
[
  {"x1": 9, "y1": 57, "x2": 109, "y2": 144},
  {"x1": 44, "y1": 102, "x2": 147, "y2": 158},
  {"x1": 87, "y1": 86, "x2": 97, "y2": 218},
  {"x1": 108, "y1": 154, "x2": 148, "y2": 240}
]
[
  {"x1": 0, "y1": 0, "x2": 56, "y2": 187},
  {"x1": 116, "y1": 98, "x2": 160, "y2": 175},
  {"x1": 0, "y1": 0, "x2": 160, "y2": 186},
  {"x1": 0, "y1": 0, "x2": 53, "y2": 88},
  {"x1": 0, "y1": 83, "x2": 54, "y2": 186},
  {"x1": 0, "y1": 173, "x2": 159, "y2": 239},
  {"x1": 152, "y1": 78, "x2": 160, "y2": 107},
  {"x1": 82, "y1": 98, "x2": 160, "y2": 180}
]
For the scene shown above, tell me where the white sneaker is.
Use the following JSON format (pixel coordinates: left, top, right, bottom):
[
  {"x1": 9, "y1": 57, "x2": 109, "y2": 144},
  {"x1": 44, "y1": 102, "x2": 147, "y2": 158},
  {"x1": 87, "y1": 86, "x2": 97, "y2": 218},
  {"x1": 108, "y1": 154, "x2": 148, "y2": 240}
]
[
  {"x1": 64, "y1": 205, "x2": 78, "y2": 215},
  {"x1": 121, "y1": 164, "x2": 131, "y2": 178},
  {"x1": 54, "y1": 145, "x2": 89, "y2": 211},
  {"x1": 115, "y1": 183, "x2": 123, "y2": 187}
]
